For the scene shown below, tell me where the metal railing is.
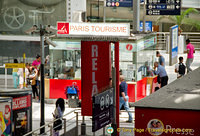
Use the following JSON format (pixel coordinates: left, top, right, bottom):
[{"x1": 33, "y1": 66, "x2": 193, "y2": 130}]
[
  {"x1": 23, "y1": 109, "x2": 79, "y2": 136},
  {"x1": 23, "y1": 108, "x2": 135, "y2": 136},
  {"x1": 156, "y1": 32, "x2": 200, "y2": 50}
]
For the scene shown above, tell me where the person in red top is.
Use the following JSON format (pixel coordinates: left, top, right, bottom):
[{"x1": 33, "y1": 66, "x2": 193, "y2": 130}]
[
  {"x1": 184, "y1": 39, "x2": 195, "y2": 73},
  {"x1": 32, "y1": 54, "x2": 41, "y2": 70}
]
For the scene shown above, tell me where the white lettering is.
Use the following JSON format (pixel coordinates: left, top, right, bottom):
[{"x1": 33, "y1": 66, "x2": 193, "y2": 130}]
[
  {"x1": 91, "y1": 45, "x2": 98, "y2": 97},
  {"x1": 92, "y1": 45, "x2": 98, "y2": 57},
  {"x1": 92, "y1": 72, "x2": 97, "y2": 84},
  {"x1": 92, "y1": 85, "x2": 98, "y2": 96},
  {"x1": 92, "y1": 58, "x2": 97, "y2": 71}
]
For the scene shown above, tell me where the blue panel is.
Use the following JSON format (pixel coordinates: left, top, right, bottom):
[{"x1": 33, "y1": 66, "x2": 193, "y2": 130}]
[
  {"x1": 146, "y1": 0, "x2": 181, "y2": 15},
  {"x1": 139, "y1": 21, "x2": 152, "y2": 32},
  {"x1": 106, "y1": 0, "x2": 133, "y2": 7}
]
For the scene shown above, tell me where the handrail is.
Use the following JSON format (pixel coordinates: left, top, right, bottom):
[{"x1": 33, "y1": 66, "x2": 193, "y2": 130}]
[{"x1": 23, "y1": 109, "x2": 77, "y2": 136}]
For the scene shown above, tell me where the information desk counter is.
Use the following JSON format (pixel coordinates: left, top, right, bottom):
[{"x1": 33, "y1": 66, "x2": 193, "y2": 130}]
[{"x1": 45, "y1": 76, "x2": 157, "y2": 102}]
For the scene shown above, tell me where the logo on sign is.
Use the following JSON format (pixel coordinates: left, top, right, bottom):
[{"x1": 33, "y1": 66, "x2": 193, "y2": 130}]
[
  {"x1": 147, "y1": 119, "x2": 164, "y2": 135},
  {"x1": 106, "y1": 127, "x2": 114, "y2": 134},
  {"x1": 126, "y1": 44, "x2": 133, "y2": 51},
  {"x1": 57, "y1": 22, "x2": 69, "y2": 34}
]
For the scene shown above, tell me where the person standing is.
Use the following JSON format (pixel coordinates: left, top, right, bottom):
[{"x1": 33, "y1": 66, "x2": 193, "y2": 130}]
[
  {"x1": 12, "y1": 59, "x2": 19, "y2": 88},
  {"x1": 184, "y1": 39, "x2": 195, "y2": 73},
  {"x1": 156, "y1": 51, "x2": 165, "y2": 67},
  {"x1": 53, "y1": 98, "x2": 65, "y2": 136},
  {"x1": 153, "y1": 62, "x2": 168, "y2": 88},
  {"x1": 119, "y1": 75, "x2": 133, "y2": 123},
  {"x1": 29, "y1": 67, "x2": 39, "y2": 100},
  {"x1": 32, "y1": 54, "x2": 41, "y2": 70},
  {"x1": 175, "y1": 57, "x2": 186, "y2": 79}
]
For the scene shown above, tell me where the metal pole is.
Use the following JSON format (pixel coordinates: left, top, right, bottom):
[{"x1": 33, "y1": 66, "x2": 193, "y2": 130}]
[
  {"x1": 5, "y1": 68, "x2": 7, "y2": 89},
  {"x1": 111, "y1": 67, "x2": 117, "y2": 136},
  {"x1": 103, "y1": 127, "x2": 105, "y2": 136},
  {"x1": 75, "y1": 112, "x2": 79, "y2": 136},
  {"x1": 132, "y1": 0, "x2": 140, "y2": 32},
  {"x1": 23, "y1": 53, "x2": 26, "y2": 89},
  {"x1": 98, "y1": 0, "x2": 100, "y2": 21},
  {"x1": 143, "y1": 0, "x2": 146, "y2": 32},
  {"x1": 103, "y1": 0, "x2": 106, "y2": 23},
  {"x1": 63, "y1": 118, "x2": 67, "y2": 134},
  {"x1": 40, "y1": 24, "x2": 45, "y2": 134},
  {"x1": 81, "y1": 116, "x2": 86, "y2": 135},
  {"x1": 115, "y1": 42, "x2": 119, "y2": 136}
]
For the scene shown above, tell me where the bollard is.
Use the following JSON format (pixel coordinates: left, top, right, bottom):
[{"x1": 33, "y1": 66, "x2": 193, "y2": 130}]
[
  {"x1": 81, "y1": 116, "x2": 86, "y2": 135},
  {"x1": 75, "y1": 112, "x2": 79, "y2": 136},
  {"x1": 48, "y1": 124, "x2": 53, "y2": 136},
  {"x1": 63, "y1": 118, "x2": 67, "y2": 134},
  {"x1": 103, "y1": 127, "x2": 105, "y2": 136}
]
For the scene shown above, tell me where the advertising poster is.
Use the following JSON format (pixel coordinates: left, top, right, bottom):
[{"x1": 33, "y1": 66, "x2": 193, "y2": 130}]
[
  {"x1": 12, "y1": 94, "x2": 32, "y2": 136},
  {"x1": 0, "y1": 101, "x2": 12, "y2": 136},
  {"x1": 170, "y1": 25, "x2": 178, "y2": 66}
]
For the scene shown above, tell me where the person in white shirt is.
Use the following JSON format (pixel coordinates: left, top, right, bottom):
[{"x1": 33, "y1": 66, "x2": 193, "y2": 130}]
[{"x1": 175, "y1": 57, "x2": 186, "y2": 78}]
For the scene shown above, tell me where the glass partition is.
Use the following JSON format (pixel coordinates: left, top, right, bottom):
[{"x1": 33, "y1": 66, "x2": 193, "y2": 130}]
[{"x1": 0, "y1": 0, "x2": 66, "y2": 35}]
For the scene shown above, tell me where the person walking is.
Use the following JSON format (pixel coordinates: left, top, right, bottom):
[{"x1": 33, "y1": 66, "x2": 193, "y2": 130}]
[
  {"x1": 53, "y1": 98, "x2": 65, "y2": 136},
  {"x1": 153, "y1": 62, "x2": 168, "y2": 88},
  {"x1": 175, "y1": 57, "x2": 186, "y2": 79},
  {"x1": 119, "y1": 75, "x2": 133, "y2": 123},
  {"x1": 12, "y1": 59, "x2": 19, "y2": 88},
  {"x1": 184, "y1": 39, "x2": 195, "y2": 73},
  {"x1": 156, "y1": 51, "x2": 165, "y2": 67}
]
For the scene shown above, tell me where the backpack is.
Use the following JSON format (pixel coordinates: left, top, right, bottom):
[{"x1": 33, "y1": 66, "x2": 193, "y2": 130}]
[{"x1": 179, "y1": 63, "x2": 186, "y2": 75}]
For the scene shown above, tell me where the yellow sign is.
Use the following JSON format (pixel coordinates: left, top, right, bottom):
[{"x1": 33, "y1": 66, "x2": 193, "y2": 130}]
[{"x1": 5, "y1": 63, "x2": 25, "y2": 68}]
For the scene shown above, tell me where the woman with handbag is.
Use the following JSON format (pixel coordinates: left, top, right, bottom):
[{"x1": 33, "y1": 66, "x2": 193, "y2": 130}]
[
  {"x1": 29, "y1": 66, "x2": 39, "y2": 100},
  {"x1": 53, "y1": 98, "x2": 65, "y2": 136}
]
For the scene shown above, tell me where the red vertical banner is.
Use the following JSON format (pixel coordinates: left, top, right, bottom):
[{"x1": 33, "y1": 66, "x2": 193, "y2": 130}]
[{"x1": 81, "y1": 41, "x2": 111, "y2": 116}]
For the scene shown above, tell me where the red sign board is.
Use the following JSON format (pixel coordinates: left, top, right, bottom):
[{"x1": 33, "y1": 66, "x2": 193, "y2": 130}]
[
  {"x1": 13, "y1": 95, "x2": 31, "y2": 110},
  {"x1": 81, "y1": 41, "x2": 111, "y2": 116},
  {"x1": 57, "y1": 22, "x2": 69, "y2": 34},
  {"x1": 135, "y1": 107, "x2": 200, "y2": 136}
]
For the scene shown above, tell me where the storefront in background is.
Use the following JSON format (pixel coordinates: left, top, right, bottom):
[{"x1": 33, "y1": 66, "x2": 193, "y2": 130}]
[
  {"x1": 0, "y1": 89, "x2": 32, "y2": 136},
  {"x1": 45, "y1": 33, "x2": 157, "y2": 102}
]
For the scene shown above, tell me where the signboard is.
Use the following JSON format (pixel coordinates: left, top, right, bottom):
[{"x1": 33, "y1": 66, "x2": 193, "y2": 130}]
[
  {"x1": 5, "y1": 63, "x2": 25, "y2": 68},
  {"x1": 106, "y1": 0, "x2": 132, "y2": 7},
  {"x1": 146, "y1": 0, "x2": 181, "y2": 15},
  {"x1": 140, "y1": 21, "x2": 153, "y2": 32},
  {"x1": 92, "y1": 88, "x2": 113, "y2": 132},
  {"x1": 169, "y1": 25, "x2": 178, "y2": 66},
  {"x1": 57, "y1": 22, "x2": 130, "y2": 37},
  {"x1": 12, "y1": 95, "x2": 31, "y2": 110},
  {"x1": 81, "y1": 41, "x2": 111, "y2": 116}
]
